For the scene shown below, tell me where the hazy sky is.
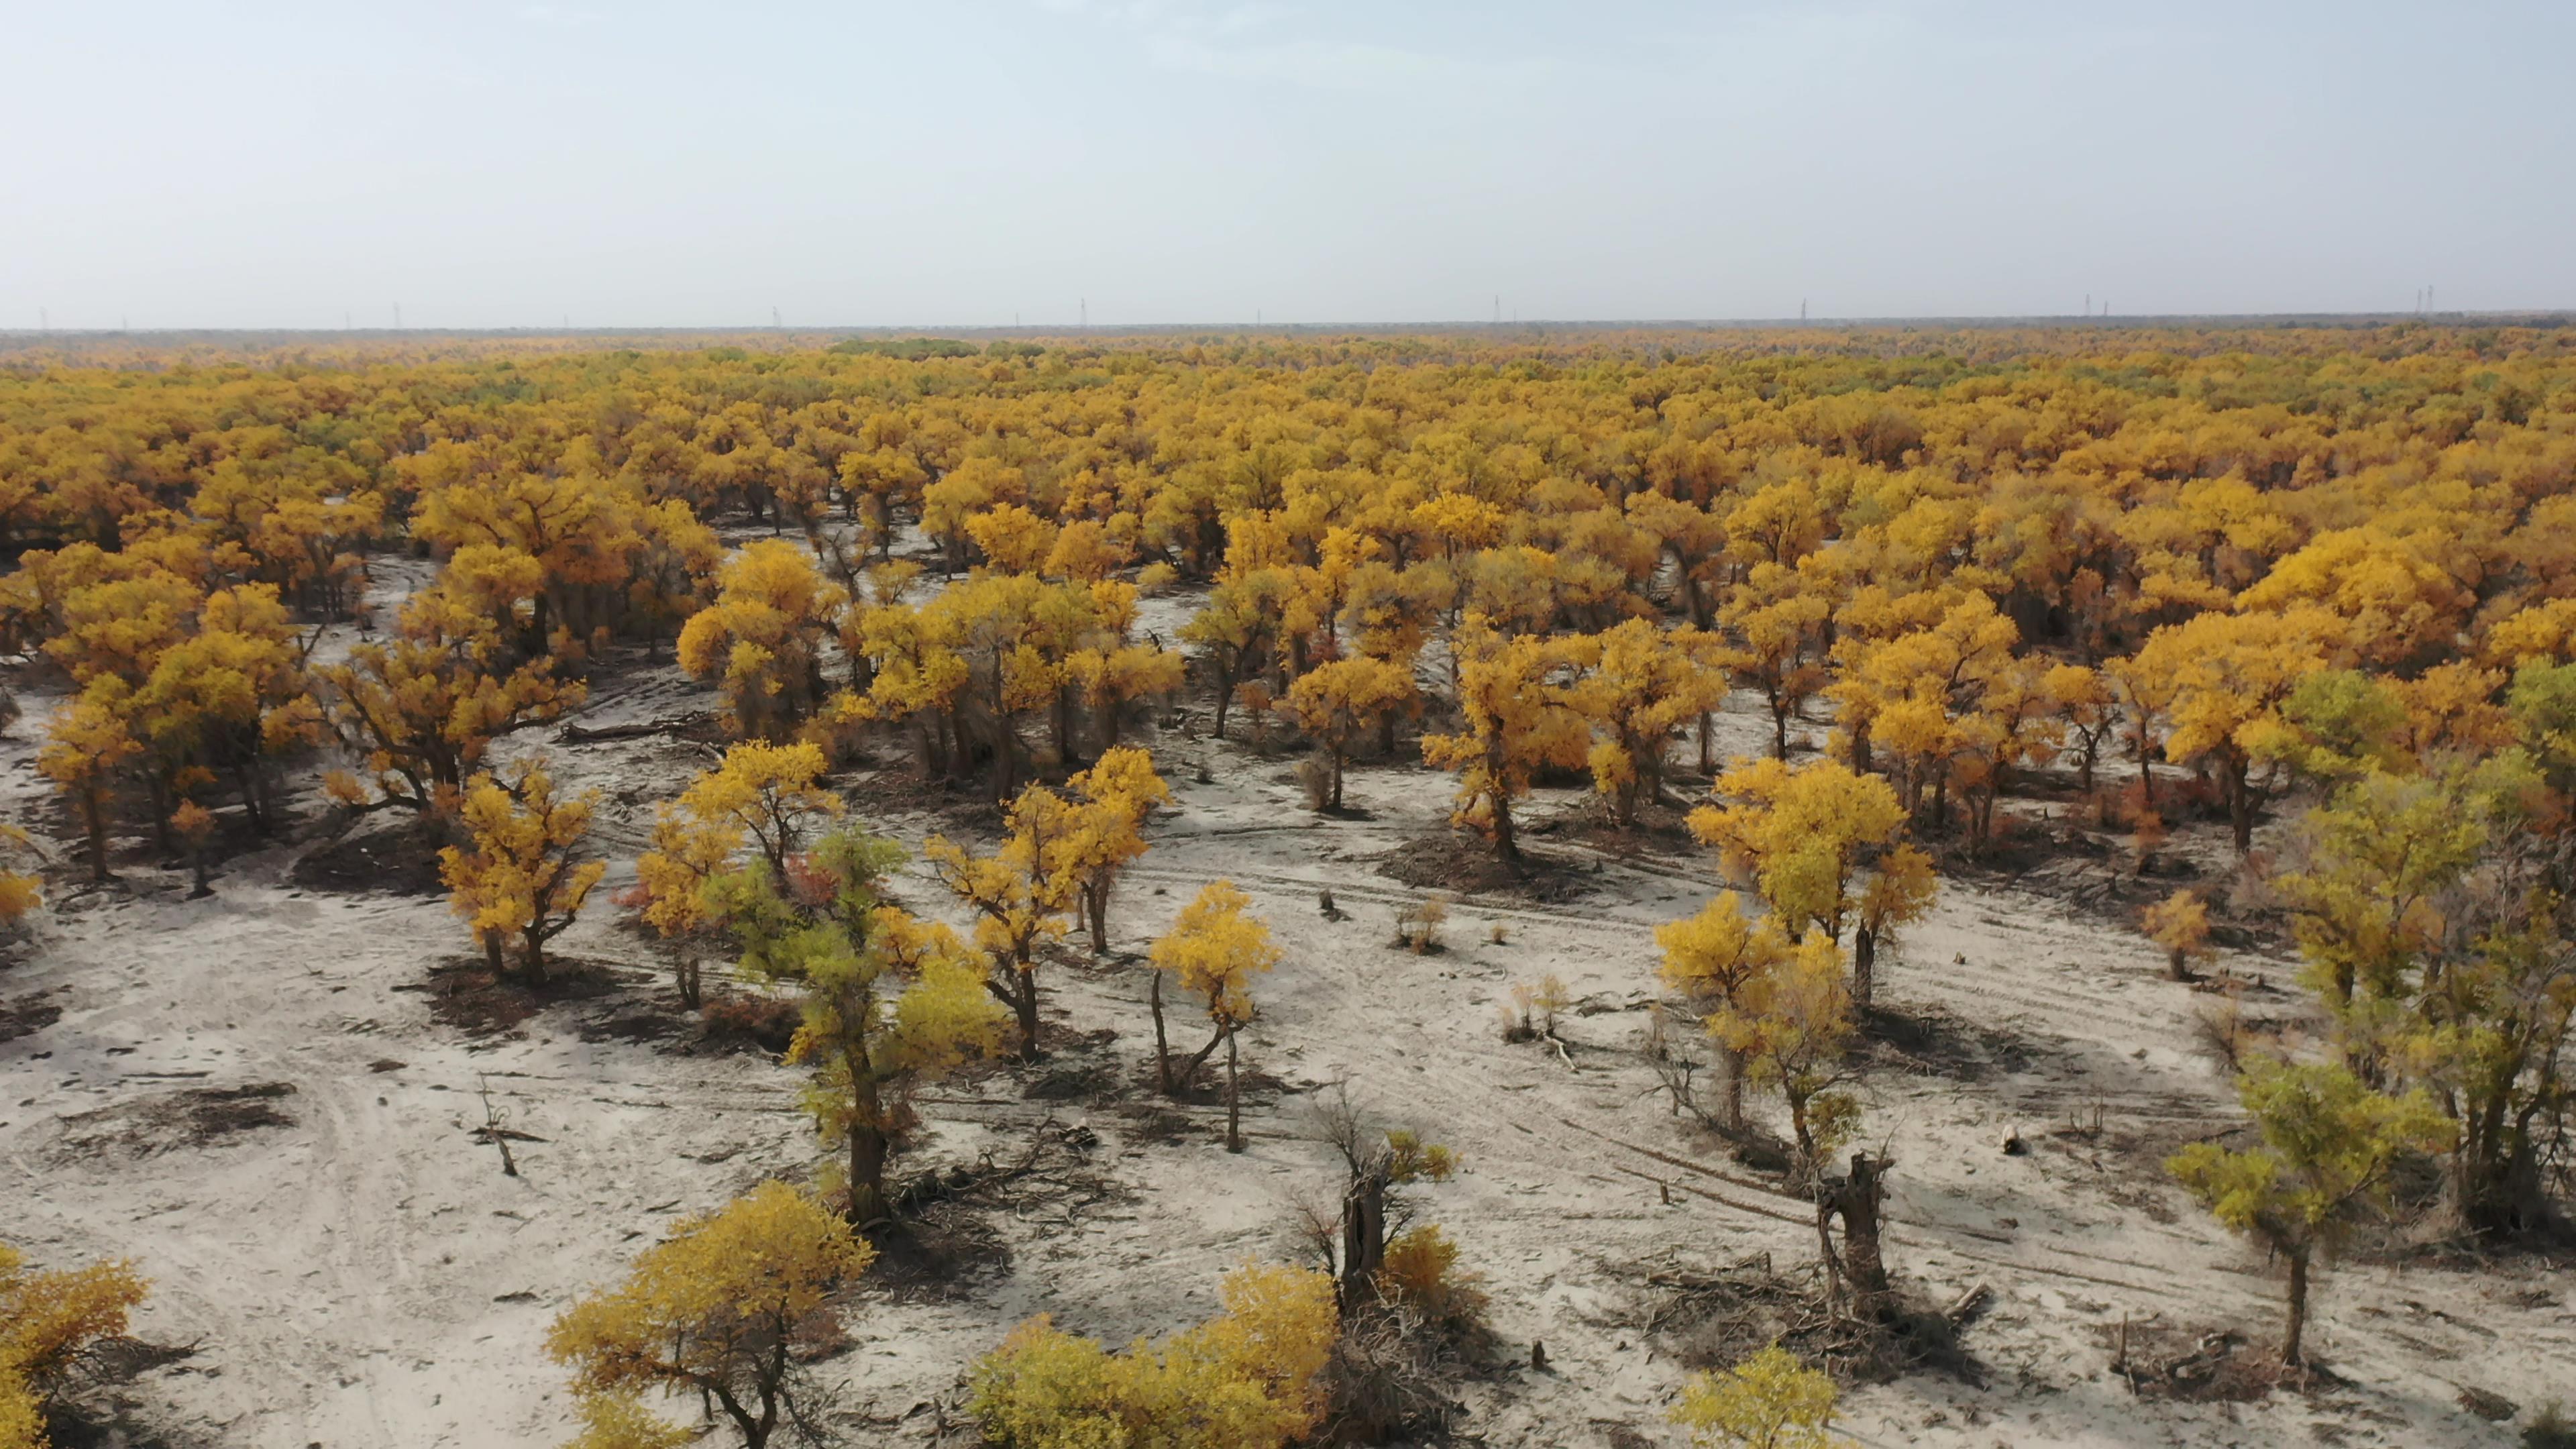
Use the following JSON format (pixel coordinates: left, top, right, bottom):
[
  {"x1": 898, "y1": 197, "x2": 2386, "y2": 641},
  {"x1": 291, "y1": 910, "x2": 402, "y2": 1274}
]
[{"x1": 6, "y1": 1, "x2": 2571, "y2": 329}]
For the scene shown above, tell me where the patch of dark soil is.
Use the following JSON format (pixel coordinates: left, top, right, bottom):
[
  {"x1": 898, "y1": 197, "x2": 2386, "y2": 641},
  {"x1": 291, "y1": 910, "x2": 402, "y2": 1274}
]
[
  {"x1": 1018, "y1": 1027, "x2": 1127, "y2": 1104},
  {"x1": 582, "y1": 1009, "x2": 682, "y2": 1044},
  {"x1": 835, "y1": 764, "x2": 1008, "y2": 836},
  {"x1": 2094, "y1": 1320, "x2": 2298, "y2": 1403},
  {"x1": 1552, "y1": 796, "x2": 1701, "y2": 859},
  {"x1": 871, "y1": 1121, "x2": 1118, "y2": 1301},
  {"x1": 1, "y1": 991, "x2": 61, "y2": 1043},
  {"x1": 688, "y1": 989, "x2": 802, "y2": 1055},
  {"x1": 39, "y1": 1340, "x2": 205, "y2": 1449},
  {"x1": 1860, "y1": 1002, "x2": 2037, "y2": 1081},
  {"x1": 417, "y1": 956, "x2": 633, "y2": 1037},
  {"x1": 290, "y1": 820, "x2": 446, "y2": 896},
  {"x1": 1373, "y1": 830, "x2": 1599, "y2": 904},
  {"x1": 179, "y1": 1082, "x2": 297, "y2": 1140},
  {"x1": 56, "y1": 1083, "x2": 297, "y2": 1157},
  {"x1": 1635, "y1": 1250, "x2": 1983, "y2": 1386}
]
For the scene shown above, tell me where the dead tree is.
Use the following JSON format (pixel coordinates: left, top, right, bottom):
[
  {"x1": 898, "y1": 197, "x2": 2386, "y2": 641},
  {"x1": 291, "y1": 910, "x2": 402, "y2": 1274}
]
[
  {"x1": 1813, "y1": 1150, "x2": 1892, "y2": 1322},
  {"x1": 1301, "y1": 1085, "x2": 1457, "y2": 1313}
]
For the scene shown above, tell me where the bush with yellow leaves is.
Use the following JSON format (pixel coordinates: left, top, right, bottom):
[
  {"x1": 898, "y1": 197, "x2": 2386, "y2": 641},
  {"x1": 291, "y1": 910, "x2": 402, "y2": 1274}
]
[
  {"x1": 1, "y1": 1239, "x2": 150, "y2": 1449},
  {"x1": 970, "y1": 1262, "x2": 1336, "y2": 1449}
]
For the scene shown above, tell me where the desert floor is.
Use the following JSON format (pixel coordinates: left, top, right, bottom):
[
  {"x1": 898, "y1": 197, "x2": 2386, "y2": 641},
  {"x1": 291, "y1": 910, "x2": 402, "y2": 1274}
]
[{"x1": 5, "y1": 574, "x2": 2570, "y2": 1449}]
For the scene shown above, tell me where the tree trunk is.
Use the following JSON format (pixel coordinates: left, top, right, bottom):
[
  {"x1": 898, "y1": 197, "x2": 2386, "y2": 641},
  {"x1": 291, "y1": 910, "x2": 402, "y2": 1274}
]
[
  {"x1": 1086, "y1": 880, "x2": 1110, "y2": 955},
  {"x1": 2282, "y1": 1248, "x2": 2310, "y2": 1366},
  {"x1": 521, "y1": 926, "x2": 548, "y2": 985},
  {"x1": 1829, "y1": 1152, "x2": 1892, "y2": 1322},
  {"x1": 849, "y1": 1073, "x2": 888, "y2": 1226},
  {"x1": 1491, "y1": 790, "x2": 1521, "y2": 863},
  {"x1": 81, "y1": 786, "x2": 109, "y2": 883},
  {"x1": 1150, "y1": 969, "x2": 1173, "y2": 1095},
  {"x1": 1853, "y1": 926, "x2": 1878, "y2": 1013},
  {"x1": 483, "y1": 930, "x2": 506, "y2": 976},
  {"x1": 1338, "y1": 1162, "x2": 1389, "y2": 1311},
  {"x1": 1720, "y1": 1042, "x2": 1745, "y2": 1133},
  {"x1": 1012, "y1": 968, "x2": 1041, "y2": 1062},
  {"x1": 1224, "y1": 1028, "x2": 1243, "y2": 1152},
  {"x1": 1330, "y1": 749, "x2": 1345, "y2": 811},
  {"x1": 2226, "y1": 754, "x2": 2253, "y2": 853}
]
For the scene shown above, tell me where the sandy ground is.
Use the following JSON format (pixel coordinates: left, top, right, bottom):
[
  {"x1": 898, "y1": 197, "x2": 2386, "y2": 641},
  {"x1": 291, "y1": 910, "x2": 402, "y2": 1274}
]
[{"x1": 5, "y1": 586, "x2": 2572, "y2": 1448}]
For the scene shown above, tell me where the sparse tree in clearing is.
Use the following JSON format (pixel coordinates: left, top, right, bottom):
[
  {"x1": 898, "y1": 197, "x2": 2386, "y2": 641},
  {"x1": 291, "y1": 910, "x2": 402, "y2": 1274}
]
[
  {"x1": 439, "y1": 763, "x2": 606, "y2": 983},
  {"x1": 1718, "y1": 561, "x2": 1833, "y2": 764},
  {"x1": 925, "y1": 786, "x2": 1081, "y2": 1061},
  {"x1": 2167, "y1": 1059, "x2": 2445, "y2": 1366},
  {"x1": 1421, "y1": 623, "x2": 1591, "y2": 864},
  {"x1": 1283, "y1": 656, "x2": 1417, "y2": 812},
  {"x1": 547, "y1": 1181, "x2": 873, "y2": 1449},
  {"x1": 1710, "y1": 930, "x2": 1859, "y2": 1177},
  {"x1": 969, "y1": 1261, "x2": 1337, "y2": 1449},
  {"x1": 1658, "y1": 893, "x2": 1795, "y2": 1132},
  {"x1": 2141, "y1": 889, "x2": 2214, "y2": 982},
  {"x1": 1148, "y1": 881, "x2": 1282, "y2": 1148},
  {"x1": 1183, "y1": 566, "x2": 1290, "y2": 743},
  {"x1": 1690, "y1": 756, "x2": 1936, "y2": 1013},
  {"x1": 1, "y1": 1238, "x2": 151, "y2": 1449},
  {"x1": 706, "y1": 828, "x2": 1007, "y2": 1224},
  {"x1": 1055, "y1": 746, "x2": 1173, "y2": 955},
  {"x1": 1670, "y1": 1343, "x2": 1849, "y2": 1449}
]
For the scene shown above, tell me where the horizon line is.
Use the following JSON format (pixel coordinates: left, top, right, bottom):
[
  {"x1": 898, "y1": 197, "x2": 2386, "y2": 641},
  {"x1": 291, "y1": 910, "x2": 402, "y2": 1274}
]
[{"x1": 5, "y1": 309, "x2": 2573, "y2": 339}]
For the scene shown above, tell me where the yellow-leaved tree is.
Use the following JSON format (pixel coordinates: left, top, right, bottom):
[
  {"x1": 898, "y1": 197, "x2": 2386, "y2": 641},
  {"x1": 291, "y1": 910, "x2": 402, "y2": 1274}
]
[
  {"x1": 1657, "y1": 893, "x2": 1794, "y2": 1132},
  {"x1": 317, "y1": 584, "x2": 584, "y2": 817},
  {"x1": 1283, "y1": 655, "x2": 1416, "y2": 812},
  {"x1": 1688, "y1": 757, "x2": 1935, "y2": 1012},
  {"x1": 925, "y1": 782, "x2": 1083, "y2": 1061},
  {"x1": 1710, "y1": 930, "x2": 1858, "y2": 1175},
  {"x1": 439, "y1": 763, "x2": 606, "y2": 982},
  {"x1": 1052, "y1": 746, "x2": 1173, "y2": 955},
  {"x1": 631, "y1": 741, "x2": 843, "y2": 1006},
  {"x1": 2129, "y1": 606, "x2": 2340, "y2": 851},
  {"x1": 704, "y1": 827, "x2": 1007, "y2": 1223},
  {"x1": 1148, "y1": 881, "x2": 1283, "y2": 1148},
  {"x1": 548, "y1": 1181, "x2": 873, "y2": 1449},
  {"x1": 1574, "y1": 618, "x2": 1725, "y2": 826},
  {"x1": 1421, "y1": 624, "x2": 1591, "y2": 863},
  {"x1": 677, "y1": 539, "x2": 848, "y2": 741}
]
